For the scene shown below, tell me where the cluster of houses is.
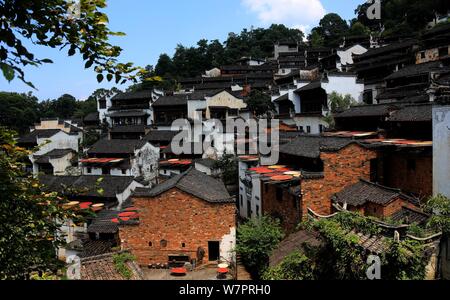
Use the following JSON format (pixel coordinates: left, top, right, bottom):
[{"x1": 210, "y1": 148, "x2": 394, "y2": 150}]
[{"x1": 16, "y1": 23, "x2": 450, "y2": 279}]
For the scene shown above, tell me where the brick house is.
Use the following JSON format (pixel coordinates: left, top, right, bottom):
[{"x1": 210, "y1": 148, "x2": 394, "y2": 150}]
[
  {"x1": 120, "y1": 168, "x2": 236, "y2": 266},
  {"x1": 333, "y1": 180, "x2": 422, "y2": 220}
]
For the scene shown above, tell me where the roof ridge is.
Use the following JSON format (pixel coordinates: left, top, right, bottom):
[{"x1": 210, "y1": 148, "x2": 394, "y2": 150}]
[{"x1": 359, "y1": 179, "x2": 402, "y2": 194}]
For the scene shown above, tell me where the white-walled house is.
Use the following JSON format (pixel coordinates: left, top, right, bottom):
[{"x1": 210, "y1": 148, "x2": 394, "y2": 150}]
[
  {"x1": 82, "y1": 139, "x2": 160, "y2": 186},
  {"x1": 238, "y1": 158, "x2": 263, "y2": 219},
  {"x1": 17, "y1": 129, "x2": 80, "y2": 176},
  {"x1": 336, "y1": 44, "x2": 368, "y2": 71}
]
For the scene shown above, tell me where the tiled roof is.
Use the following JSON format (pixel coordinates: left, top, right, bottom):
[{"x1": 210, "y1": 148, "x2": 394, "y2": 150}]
[
  {"x1": 109, "y1": 125, "x2": 148, "y2": 134},
  {"x1": 88, "y1": 210, "x2": 120, "y2": 234},
  {"x1": 39, "y1": 175, "x2": 135, "y2": 198},
  {"x1": 133, "y1": 168, "x2": 233, "y2": 203},
  {"x1": 83, "y1": 112, "x2": 99, "y2": 123},
  {"x1": 294, "y1": 81, "x2": 322, "y2": 93},
  {"x1": 34, "y1": 149, "x2": 75, "y2": 164},
  {"x1": 79, "y1": 240, "x2": 115, "y2": 258},
  {"x1": 195, "y1": 158, "x2": 218, "y2": 169},
  {"x1": 385, "y1": 61, "x2": 446, "y2": 80},
  {"x1": 17, "y1": 129, "x2": 61, "y2": 145},
  {"x1": 108, "y1": 110, "x2": 149, "y2": 118},
  {"x1": 88, "y1": 139, "x2": 147, "y2": 155},
  {"x1": 334, "y1": 180, "x2": 419, "y2": 207},
  {"x1": 143, "y1": 130, "x2": 179, "y2": 143},
  {"x1": 390, "y1": 206, "x2": 430, "y2": 225},
  {"x1": 279, "y1": 135, "x2": 356, "y2": 159},
  {"x1": 273, "y1": 93, "x2": 289, "y2": 103},
  {"x1": 334, "y1": 104, "x2": 398, "y2": 118},
  {"x1": 269, "y1": 230, "x2": 324, "y2": 267},
  {"x1": 355, "y1": 39, "x2": 417, "y2": 60},
  {"x1": 388, "y1": 103, "x2": 432, "y2": 122},
  {"x1": 152, "y1": 94, "x2": 197, "y2": 107},
  {"x1": 111, "y1": 90, "x2": 153, "y2": 101},
  {"x1": 80, "y1": 253, "x2": 144, "y2": 280}
]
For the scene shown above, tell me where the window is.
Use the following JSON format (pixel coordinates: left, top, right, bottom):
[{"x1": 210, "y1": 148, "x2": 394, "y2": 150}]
[
  {"x1": 319, "y1": 125, "x2": 324, "y2": 133},
  {"x1": 276, "y1": 187, "x2": 283, "y2": 202},
  {"x1": 256, "y1": 205, "x2": 260, "y2": 217},
  {"x1": 306, "y1": 126, "x2": 311, "y2": 134},
  {"x1": 420, "y1": 51, "x2": 426, "y2": 59},
  {"x1": 181, "y1": 243, "x2": 186, "y2": 248},
  {"x1": 102, "y1": 167, "x2": 110, "y2": 175},
  {"x1": 148, "y1": 242, "x2": 153, "y2": 247},
  {"x1": 160, "y1": 240, "x2": 168, "y2": 248},
  {"x1": 299, "y1": 126, "x2": 304, "y2": 133},
  {"x1": 407, "y1": 159, "x2": 416, "y2": 172},
  {"x1": 363, "y1": 90, "x2": 373, "y2": 105},
  {"x1": 87, "y1": 167, "x2": 92, "y2": 174},
  {"x1": 99, "y1": 100, "x2": 106, "y2": 109},
  {"x1": 240, "y1": 195, "x2": 243, "y2": 206},
  {"x1": 121, "y1": 169, "x2": 127, "y2": 175}
]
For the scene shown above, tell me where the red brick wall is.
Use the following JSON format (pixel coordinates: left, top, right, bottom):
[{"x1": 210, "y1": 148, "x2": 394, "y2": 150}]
[
  {"x1": 383, "y1": 154, "x2": 432, "y2": 200},
  {"x1": 301, "y1": 144, "x2": 378, "y2": 219},
  {"x1": 383, "y1": 198, "x2": 418, "y2": 218},
  {"x1": 348, "y1": 198, "x2": 419, "y2": 219},
  {"x1": 119, "y1": 188, "x2": 236, "y2": 265},
  {"x1": 261, "y1": 184, "x2": 300, "y2": 233}
]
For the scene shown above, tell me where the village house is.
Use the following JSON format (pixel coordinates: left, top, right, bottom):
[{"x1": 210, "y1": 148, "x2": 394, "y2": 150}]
[
  {"x1": 82, "y1": 139, "x2": 159, "y2": 185},
  {"x1": 17, "y1": 128, "x2": 80, "y2": 176},
  {"x1": 416, "y1": 23, "x2": 450, "y2": 65},
  {"x1": 332, "y1": 179, "x2": 423, "y2": 221},
  {"x1": 120, "y1": 168, "x2": 236, "y2": 267}
]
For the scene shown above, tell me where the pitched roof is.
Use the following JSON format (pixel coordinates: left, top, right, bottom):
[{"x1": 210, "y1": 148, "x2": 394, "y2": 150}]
[
  {"x1": 390, "y1": 206, "x2": 430, "y2": 225},
  {"x1": 385, "y1": 61, "x2": 446, "y2": 80},
  {"x1": 39, "y1": 175, "x2": 135, "y2": 198},
  {"x1": 195, "y1": 158, "x2": 218, "y2": 169},
  {"x1": 273, "y1": 93, "x2": 290, "y2": 103},
  {"x1": 279, "y1": 135, "x2": 356, "y2": 159},
  {"x1": 88, "y1": 139, "x2": 148, "y2": 155},
  {"x1": 109, "y1": 125, "x2": 148, "y2": 134},
  {"x1": 83, "y1": 112, "x2": 99, "y2": 122},
  {"x1": 111, "y1": 89, "x2": 153, "y2": 101},
  {"x1": 269, "y1": 230, "x2": 323, "y2": 267},
  {"x1": 334, "y1": 104, "x2": 398, "y2": 118},
  {"x1": 152, "y1": 94, "x2": 200, "y2": 107},
  {"x1": 294, "y1": 81, "x2": 322, "y2": 93},
  {"x1": 355, "y1": 39, "x2": 417, "y2": 60},
  {"x1": 34, "y1": 149, "x2": 75, "y2": 164},
  {"x1": 108, "y1": 110, "x2": 149, "y2": 118},
  {"x1": 334, "y1": 180, "x2": 419, "y2": 207},
  {"x1": 143, "y1": 130, "x2": 179, "y2": 143},
  {"x1": 80, "y1": 253, "x2": 144, "y2": 280},
  {"x1": 17, "y1": 129, "x2": 62, "y2": 145},
  {"x1": 388, "y1": 103, "x2": 432, "y2": 122},
  {"x1": 133, "y1": 168, "x2": 233, "y2": 203}
]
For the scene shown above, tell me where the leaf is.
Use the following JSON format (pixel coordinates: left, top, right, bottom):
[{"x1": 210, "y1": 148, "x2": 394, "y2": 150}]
[
  {"x1": 85, "y1": 60, "x2": 94, "y2": 69},
  {"x1": 106, "y1": 73, "x2": 113, "y2": 81},
  {"x1": 97, "y1": 74, "x2": 104, "y2": 83},
  {"x1": 1, "y1": 63, "x2": 15, "y2": 81},
  {"x1": 68, "y1": 46, "x2": 76, "y2": 56},
  {"x1": 40, "y1": 59, "x2": 53, "y2": 64}
]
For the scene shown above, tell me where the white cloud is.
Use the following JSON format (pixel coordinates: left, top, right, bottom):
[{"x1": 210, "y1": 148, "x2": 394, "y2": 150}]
[{"x1": 242, "y1": 0, "x2": 326, "y2": 32}]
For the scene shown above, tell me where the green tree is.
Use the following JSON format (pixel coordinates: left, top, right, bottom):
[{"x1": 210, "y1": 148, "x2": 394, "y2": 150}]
[
  {"x1": 309, "y1": 13, "x2": 349, "y2": 48},
  {"x1": 262, "y1": 251, "x2": 315, "y2": 280},
  {"x1": 0, "y1": 0, "x2": 144, "y2": 87},
  {"x1": 329, "y1": 92, "x2": 357, "y2": 112},
  {"x1": 425, "y1": 194, "x2": 450, "y2": 234},
  {"x1": 214, "y1": 153, "x2": 238, "y2": 186},
  {"x1": 0, "y1": 127, "x2": 75, "y2": 279},
  {"x1": 0, "y1": 92, "x2": 40, "y2": 134},
  {"x1": 236, "y1": 216, "x2": 284, "y2": 278},
  {"x1": 348, "y1": 22, "x2": 370, "y2": 37},
  {"x1": 245, "y1": 90, "x2": 275, "y2": 118}
]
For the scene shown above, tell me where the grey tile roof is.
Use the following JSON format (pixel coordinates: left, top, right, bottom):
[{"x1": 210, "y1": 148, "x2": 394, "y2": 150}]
[
  {"x1": 39, "y1": 175, "x2": 135, "y2": 198},
  {"x1": 80, "y1": 252, "x2": 144, "y2": 280},
  {"x1": 195, "y1": 158, "x2": 218, "y2": 169},
  {"x1": 390, "y1": 206, "x2": 430, "y2": 225},
  {"x1": 273, "y1": 93, "x2": 289, "y2": 103},
  {"x1": 334, "y1": 180, "x2": 419, "y2": 207},
  {"x1": 109, "y1": 125, "x2": 148, "y2": 134},
  {"x1": 279, "y1": 135, "x2": 356, "y2": 159},
  {"x1": 111, "y1": 89, "x2": 153, "y2": 101},
  {"x1": 88, "y1": 139, "x2": 147, "y2": 155},
  {"x1": 108, "y1": 110, "x2": 149, "y2": 118},
  {"x1": 152, "y1": 94, "x2": 200, "y2": 107},
  {"x1": 388, "y1": 103, "x2": 432, "y2": 122},
  {"x1": 133, "y1": 168, "x2": 233, "y2": 203},
  {"x1": 34, "y1": 149, "x2": 75, "y2": 164},
  {"x1": 385, "y1": 61, "x2": 446, "y2": 80},
  {"x1": 334, "y1": 104, "x2": 398, "y2": 118},
  {"x1": 294, "y1": 81, "x2": 322, "y2": 93},
  {"x1": 355, "y1": 39, "x2": 417, "y2": 60},
  {"x1": 143, "y1": 130, "x2": 179, "y2": 143},
  {"x1": 17, "y1": 129, "x2": 61, "y2": 145},
  {"x1": 83, "y1": 112, "x2": 99, "y2": 123},
  {"x1": 269, "y1": 230, "x2": 324, "y2": 267}
]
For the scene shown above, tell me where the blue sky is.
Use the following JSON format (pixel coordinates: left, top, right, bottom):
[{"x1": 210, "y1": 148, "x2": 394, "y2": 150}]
[{"x1": 0, "y1": 0, "x2": 364, "y2": 100}]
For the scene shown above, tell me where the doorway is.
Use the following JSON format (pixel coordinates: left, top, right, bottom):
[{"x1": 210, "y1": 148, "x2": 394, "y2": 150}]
[{"x1": 208, "y1": 241, "x2": 220, "y2": 261}]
